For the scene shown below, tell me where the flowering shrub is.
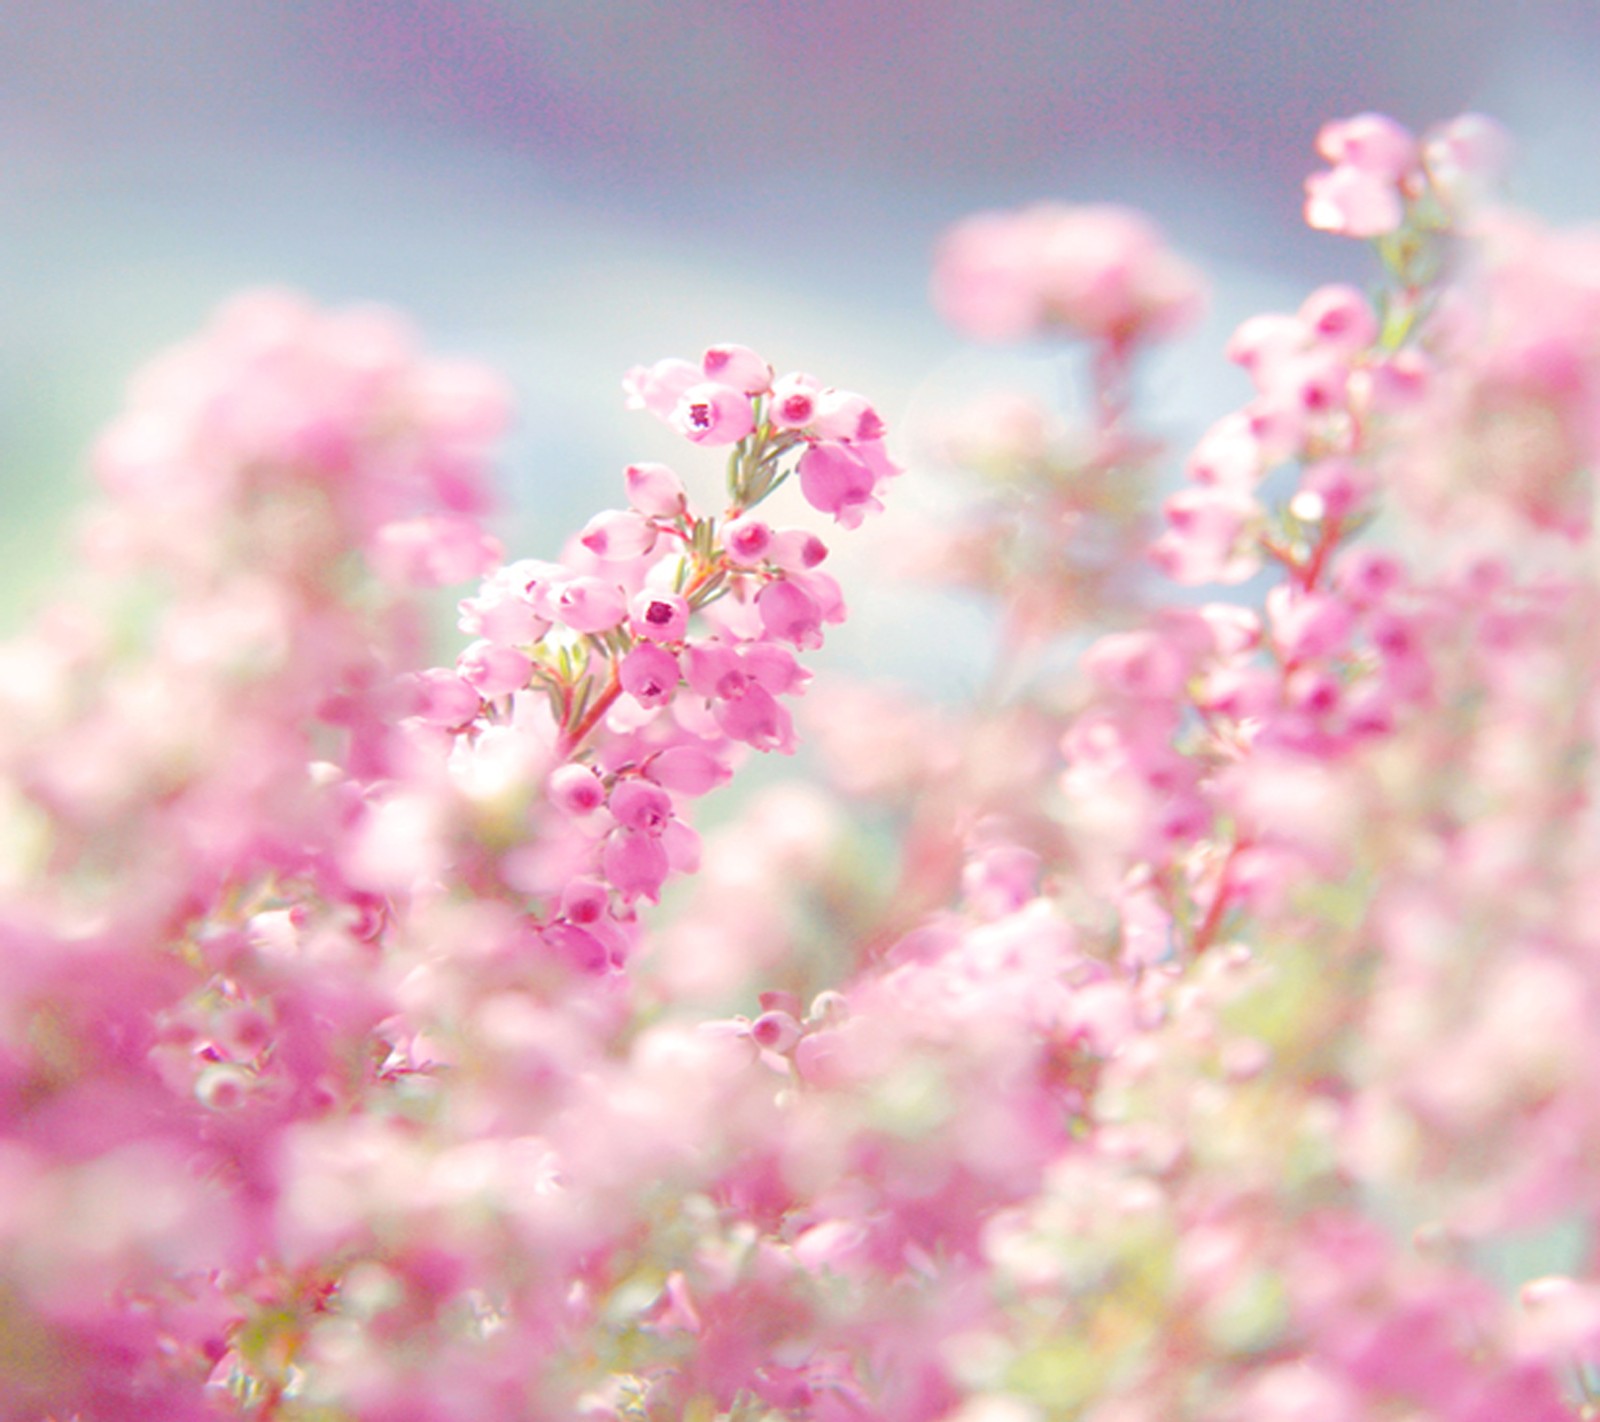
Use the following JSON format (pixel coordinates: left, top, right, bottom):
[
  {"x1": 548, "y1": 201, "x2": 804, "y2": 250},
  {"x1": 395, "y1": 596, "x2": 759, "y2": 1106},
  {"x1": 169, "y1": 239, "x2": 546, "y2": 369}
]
[{"x1": 4, "y1": 111, "x2": 1600, "y2": 1420}]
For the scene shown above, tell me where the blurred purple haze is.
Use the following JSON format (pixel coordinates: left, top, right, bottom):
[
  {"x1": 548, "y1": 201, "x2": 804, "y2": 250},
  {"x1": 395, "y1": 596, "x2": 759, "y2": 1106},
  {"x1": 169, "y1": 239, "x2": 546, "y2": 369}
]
[{"x1": 3, "y1": 0, "x2": 1599, "y2": 654}]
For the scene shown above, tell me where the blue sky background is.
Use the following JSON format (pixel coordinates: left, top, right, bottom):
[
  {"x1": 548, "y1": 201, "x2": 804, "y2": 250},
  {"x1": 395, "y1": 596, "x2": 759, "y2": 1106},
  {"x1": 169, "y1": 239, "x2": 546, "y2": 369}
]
[{"x1": 4, "y1": 1, "x2": 1600, "y2": 672}]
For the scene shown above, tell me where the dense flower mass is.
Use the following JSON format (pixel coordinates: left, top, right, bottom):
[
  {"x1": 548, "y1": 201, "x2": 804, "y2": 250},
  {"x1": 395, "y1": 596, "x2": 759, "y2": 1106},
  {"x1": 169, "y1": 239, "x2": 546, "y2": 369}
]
[
  {"x1": 4, "y1": 111, "x2": 1600, "y2": 1421},
  {"x1": 931, "y1": 203, "x2": 1206, "y2": 350}
]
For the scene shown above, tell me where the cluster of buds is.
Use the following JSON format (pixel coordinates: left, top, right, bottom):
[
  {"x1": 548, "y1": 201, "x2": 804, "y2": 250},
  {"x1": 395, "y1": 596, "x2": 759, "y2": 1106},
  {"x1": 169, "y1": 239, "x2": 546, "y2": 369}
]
[{"x1": 371, "y1": 344, "x2": 900, "y2": 972}]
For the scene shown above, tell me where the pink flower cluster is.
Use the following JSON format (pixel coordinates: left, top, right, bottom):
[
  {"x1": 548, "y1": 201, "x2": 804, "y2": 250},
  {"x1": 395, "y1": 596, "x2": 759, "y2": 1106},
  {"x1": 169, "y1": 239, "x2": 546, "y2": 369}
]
[
  {"x1": 931, "y1": 203, "x2": 1206, "y2": 350},
  {"x1": 1304, "y1": 111, "x2": 1512, "y2": 238},
  {"x1": 398, "y1": 345, "x2": 898, "y2": 967},
  {"x1": 624, "y1": 345, "x2": 897, "y2": 527},
  {"x1": 5, "y1": 111, "x2": 1600, "y2": 1422}
]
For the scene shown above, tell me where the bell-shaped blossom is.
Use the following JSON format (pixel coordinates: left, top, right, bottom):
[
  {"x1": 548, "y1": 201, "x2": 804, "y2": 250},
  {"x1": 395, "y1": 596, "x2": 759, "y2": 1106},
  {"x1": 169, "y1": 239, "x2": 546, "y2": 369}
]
[
  {"x1": 1305, "y1": 114, "x2": 1419, "y2": 238},
  {"x1": 701, "y1": 343, "x2": 772, "y2": 395},
  {"x1": 1150, "y1": 486, "x2": 1263, "y2": 585},
  {"x1": 723, "y1": 515, "x2": 773, "y2": 566},
  {"x1": 756, "y1": 579, "x2": 825, "y2": 650},
  {"x1": 548, "y1": 762, "x2": 605, "y2": 815},
  {"x1": 809, "y1": 388, "x2": 887, "y2": 444},
  {"x1": 1299, "y1": 284, "x2": 1379, "y2": 353},
  {"x1": 579, "y1": 509, "x2": 657, "y2": 561},
  {"x1": 602, "y1": 825, "x2": 671, "y2": 902},
  {"x1": 407, "y1": 668, "x2": 481, "y2": 728},
  {"x1": 608, "y1": 778, "x2": 674, "y2": 836},
  {"x1": 768, "y1": 372, "x2": 823, "y2": 430},
  {"x1": 457, "y1": 639, "x2": 532, "y2": 697},
  {"x1": 622, "y1": 356, "x2": 700, "y2": 416},
  {"x1": 547, "y1": 575, "x2": 628, "y2": 634},
  {"x1": 765, "y1": 528, "x2": 830, "y2": 571},
  {"x1": 628, "y1": 589, "x2": 690, "y2": 644},
  {"x1": 623, "y1": 461, "x2": 688, "y2": 518},
  {"x1": 642, "y1": 742, "x2": 731, "y2": 797},
  {"x1": 1424, "y1": 112, "x2": 1512, "y2": 211},
  {"x1": 621, "y1": 644, "x2": 680, "y2": 708},
  {"x1": 797, "y1": 441, "x2": 883, "y2": 528},
  {"x1": 1305, "y1": 163, "x2": 1408, "y2": 238},
  {"x1": 669, "y1": 381, "x2": 757, "y2": 445},
  {"x1": 458, "y1": 571, "x2": 551, "y2": 646}
]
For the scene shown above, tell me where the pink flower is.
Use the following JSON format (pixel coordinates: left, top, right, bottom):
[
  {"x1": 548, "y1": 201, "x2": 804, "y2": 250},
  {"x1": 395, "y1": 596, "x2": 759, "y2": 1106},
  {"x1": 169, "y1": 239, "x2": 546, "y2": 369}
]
[
  {"x1": 1424, "y1": 112, "x2": 1512, "y2": 210},
  {"x1": 809, "y1": 388, "x2": 886, "y2": 444},
  {"x1": 622, "y1": 356, "x2": 700, "y2": 416},
  {"x1": 1305, "y1": 114, "x2": 1419, "y2": 238},
  {"x1": 768, "y1": 372, "x2": 823, "y2": 430},
  {"x1": 669, "y1": 382, "x2": 757, "y2": 445},
  {"x1": 1305, "y1": 164, "x2": 1407, "y2": 239},
  {"x1": 407, "y1": 668, "x2": 481, "y2": 727},
  {"x1": 714, "y1": 681, "x2": 795, "y2": 753},
  {"x1": 560, "y1": 877, "x2": 609, "y2": 924},
  {"x1": 628, "y1": 589, "x2": 690, "y2": 644},
  {"x1": 619, "y1": 643, "x2": 680, "y2": 708},
  {"x1": 723, "y1": 515, "x2": 773, "y2": 566},
  {"x1": 624, "y1": 461, "x2": 688, "y2": 518},
  {"x1": 931, "y1": 210, "x2": 1043, "y2": 343},
  {"x1": 602, "y1": 825, "x2": 670, "y2": 901},
  {"x1": 1299, "y1": 284, "x2": 1379, "y2": 352},
  {"x1": 1150, "y1": 486, "x2": 1262, "y2": 585},
  {"x1": 579, "y1": 509, "x2": 657, "y2": 561},
  {"x1": 458, "y1": 572, "x2": 550, "y2": 645},
  {"x1": 608, "y1": 778, "x2": 674, "y2": 835},
  {"x1": 548, "y1": 576, "x2": 628, "y2": 634},
  {"x1": 548, "y1": 762, "x2": 605, "y2": 814},
  {"x1": 766, "y1": 528, "x2": 829, "y2": 571},
  {"x1": 934, "y1": 203, "x2": 1205, "y2": 348},
  {"x1": 457, "y1": 639, "x2": 532, "y2": 696},
  {"x1": 1267, "y1": 586, "x2": 1353, "y2": 662},
  {"x1": 749, "y1": 1009, "x2": 802, "y2": 1054},
  {"x1": 1082, "y1": 630, "x2": 1186, "y2": 701},
  {"x1": 642, "y1": 742, "x2": 731, "y2": 796},
  {"x1": 701, "y1": 343, "x2": 772, "y2": 395},
  {"x1": 796, "y1": 441, "x2": 882, "y2": 528},
  {"x1": 1316, "y1": 111, "x2": 1418, "y2": 178},
  {"x1": 756, "y1": 579, "x2": 824, "y2": 651},
  {"x1": 541, "y1": 919, "x2": 610, "y2": 972}
]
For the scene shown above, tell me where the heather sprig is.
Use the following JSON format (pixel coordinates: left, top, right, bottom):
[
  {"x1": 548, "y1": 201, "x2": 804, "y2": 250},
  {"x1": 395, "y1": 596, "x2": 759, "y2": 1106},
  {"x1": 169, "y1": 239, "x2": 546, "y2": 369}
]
[{"x1": 4, "y1": 112, "x2": 1600, "y2": 1422}]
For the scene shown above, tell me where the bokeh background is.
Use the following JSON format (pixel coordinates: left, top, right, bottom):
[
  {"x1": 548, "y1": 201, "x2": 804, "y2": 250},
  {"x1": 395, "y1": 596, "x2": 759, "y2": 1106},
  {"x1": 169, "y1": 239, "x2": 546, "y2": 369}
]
[{"x1": 5, "y1": 0, "x2": 1600, "y2": 669}]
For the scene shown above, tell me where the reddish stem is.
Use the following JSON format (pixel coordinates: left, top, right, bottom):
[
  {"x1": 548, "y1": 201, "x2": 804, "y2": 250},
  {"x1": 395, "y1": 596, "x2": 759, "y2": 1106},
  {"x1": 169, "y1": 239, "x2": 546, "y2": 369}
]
[
  {"x1": 1298, "y1": 516, "x2": 1342, "y2": 593},
  {"x1": 560, "y1": 664, "x2": 622, "y2": 756},
  {"x1": 1191, "y1": 837, "x2": 1250, "y2": 956}
]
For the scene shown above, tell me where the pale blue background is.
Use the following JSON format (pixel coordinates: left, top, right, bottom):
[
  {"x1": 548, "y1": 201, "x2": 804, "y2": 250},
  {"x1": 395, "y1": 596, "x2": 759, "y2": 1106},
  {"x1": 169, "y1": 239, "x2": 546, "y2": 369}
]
[{"x1": 4, "y1": 1, "x2": 1599, "y2": 679}]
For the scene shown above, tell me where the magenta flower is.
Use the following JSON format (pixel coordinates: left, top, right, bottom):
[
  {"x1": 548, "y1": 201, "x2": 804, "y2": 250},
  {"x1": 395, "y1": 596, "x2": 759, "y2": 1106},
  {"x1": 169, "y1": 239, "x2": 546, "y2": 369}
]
[
  {"x1": 701, "y1": 342, "x2": 772, "y2": 395},
  {"x1": 796, "y1": 440, "x2": 882, "y2": 528},
  {"x1": 548, "y1": 575, "x2": 628, "y2": 633},
  {"x1": 722, "y1": 515, "x2": 773, "y2": 566},
  {"x1": 602, "y1": 824, "x2": 671, "y2": 901},
  {"x1": 456, "y1": 638, "x2": 533, "y2": 696},
  {"x1": 622, "y1": 356, "x2": 700, "y2": 416},
  {"x1": 619, "y1": 642, "x2": 680, "y2": 709},
  {"x1": 769, "y1": 371, "x2": 823, "y2": 430},
  {"x1": 548, "y1": 761, "x2": 605, "y2": 814},
  {"x1": 756, "y1": 579, "x2": 824, "y2": 650},
  {"x1": 628, "y1": 589, "x2": 690, "y2": 644},
  {"x1": 623, "y1": 460, "x2": 688, "y2": 518},
  {"x1": 668, "y1": 381, "x2": 757, "y2": 445},
  {"x1": 608, "y1": 778, "x2": 675, "y2": 836}
]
